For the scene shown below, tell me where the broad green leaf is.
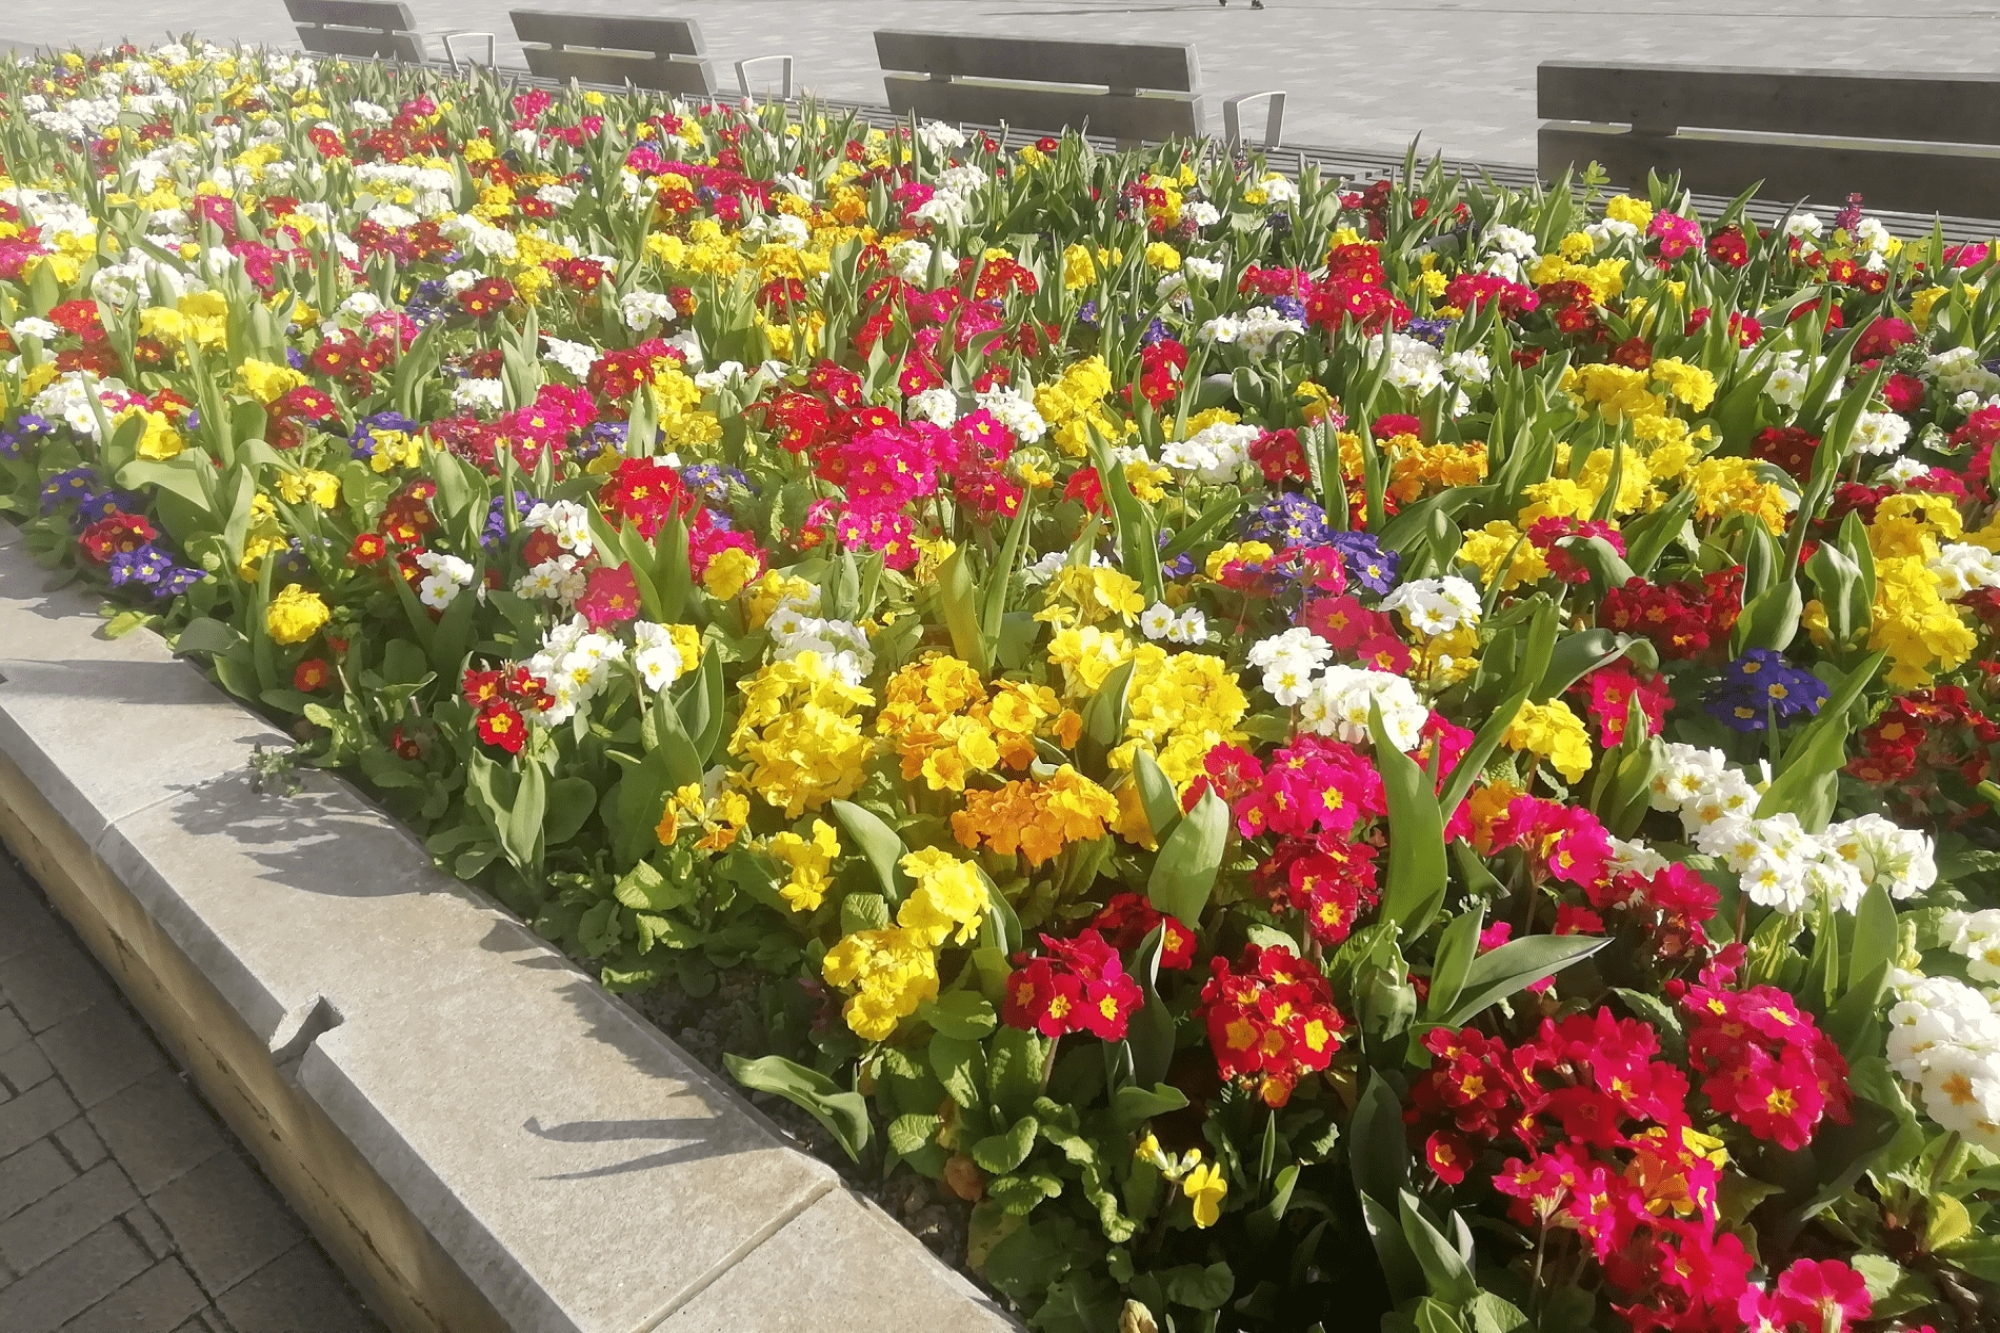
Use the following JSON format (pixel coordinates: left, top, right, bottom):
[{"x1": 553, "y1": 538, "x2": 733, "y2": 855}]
[
  {"x1": 1110, "y1": 1084, "x2": 1188, "y2": 1132},
  {"x1": 1146, "y1": 787, "x2": 1227, "y2": 927},
  {"x1": 1442, "y1": 934, "x2": 1610, "y2": 1025},
  {"x1": 724, "y1": 1054, "x2": 871, "y2": 1162},
  {"x1": 1130, "y1": 749, "x2": 1181, "y2": 843},
  {"x1": 920, "y1": 991, "x2": 997, "y2": 1039},
  {"x1": 1399, "y1": 1192, "x2": 1477, "y2": 1305},
  {"x1": 1424, "y1": 903, "x2": 1485, "y2": 1021},
  {"x1": 972, "y1": 1114, "x2": 1040, "y2": 1174},
  {"x1": 830, "y1": 799, "x2": 912, "y2": 905},
  {"x1": 1371, "y1": 699, "x2": 1447, "y2": 938}
]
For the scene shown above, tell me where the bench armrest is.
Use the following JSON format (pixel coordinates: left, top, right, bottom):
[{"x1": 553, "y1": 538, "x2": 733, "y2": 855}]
[
  {"x1": 434, "y1": 30, "x2": 497, "y2": 70},
  {"x1": 735, "y1": 53, "x2": 795, "y2": 100},
  {"x1": 1222, "y1": 90, "x2": 1286, "y2": 150}
]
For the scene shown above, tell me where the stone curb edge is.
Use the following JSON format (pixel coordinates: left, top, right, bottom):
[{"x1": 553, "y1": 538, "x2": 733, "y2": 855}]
[{"x1": 0, "y1": 523, "x2": 1021, "y2": 1333}]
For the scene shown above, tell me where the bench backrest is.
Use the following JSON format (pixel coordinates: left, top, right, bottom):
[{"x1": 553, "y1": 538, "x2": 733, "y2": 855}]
[
  {"x1": 510, "y1": 10, "x2": 716, "y2": 97},
  {"x1": 877, "y1": 30, "x2": 1203, "y2": 143},
  {"x1": 1538, "y1": 61, "x2": 2000, "y2": 217},
  {"x1": 287, "y1": 0, "x2": 426, "y2": 63}
]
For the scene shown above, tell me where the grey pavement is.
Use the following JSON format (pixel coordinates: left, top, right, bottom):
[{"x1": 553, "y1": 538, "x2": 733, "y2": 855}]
[
  {"x1": 0, "y1": 850, "x2": 384, "y2": 1333},
  {"x1": 7, "y1": 0, "x2": 2000, "y2": 164}
]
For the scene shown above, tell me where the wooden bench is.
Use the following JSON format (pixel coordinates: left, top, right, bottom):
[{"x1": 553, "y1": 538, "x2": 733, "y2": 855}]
[
  {"x1": 286, "y1": 0, "x2": 491, "y2": 67},
  {"x1": 511, "y1": 11, "x2": 737, "y2": 97},
  {"x1": 876, "y1": 30, "x2": 1284, "y2": 149},
  {"x1": 1538, "y1": 62, "x2": 2000, "y2": 218}
]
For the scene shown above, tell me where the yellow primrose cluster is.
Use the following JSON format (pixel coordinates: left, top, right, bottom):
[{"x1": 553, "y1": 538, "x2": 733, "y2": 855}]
[
  {"x1": 820, "y1": 847, "x2": 989, "y2": 1039},
  {"x1": 876, "y1": 655, "x2": 1078, "y2": 792},
  {"x1": 1503, "y1": 699, "x2": 1594, "y2": 783},
  {"x1": 730, "y1": 651, "x2": 876, "y2": 816},
  {"x1": 1388, "y1": 439, "x2": 1488, "y2": 503},
  {"x1": 951, "y1": 765, "x2": 1120, "y2": 866},
  {"x1": 1035, "y1": 356, "x2": 1122, "y2": 457}
]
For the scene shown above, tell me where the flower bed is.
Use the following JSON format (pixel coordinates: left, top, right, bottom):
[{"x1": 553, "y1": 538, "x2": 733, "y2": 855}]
[{"x1": 4, "y1": 38, "x2": 2000, "y2": 1333}]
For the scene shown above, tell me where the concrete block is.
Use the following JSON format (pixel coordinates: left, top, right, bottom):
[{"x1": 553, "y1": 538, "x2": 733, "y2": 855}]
[
  {"x1": 122, "y1": 1204, "x2": 176, "y2": 1261},
  {"x1": 0, "y1": 1079, "x2": 80, "y2": 1159},
  {"x1": 52, "y1": 1118, "x2": 107, "y2": 1172},
  {"x1": 0, "y1": 936, "x2": 115, "y2": 1033},
  {"x1": 88, "y1": 1070, "x2": 224, "y2": 1195},
  {"x1": 0, "y1": 656, "x2": 291, "y2": 848},
  {"x1": 0, "y1": 540, "x2": 176, "y2": 671},
  {"x1": 147, "y1": 1152, "x2": 301, "y2": 1294},
  {"x1": 58, "y1": 1257, "x2": 208, "y2": 1333},
  {"x1": 216, "y1": 1241, "x2": 382, "y2": 1333},
  {"x1": 0, "y1": 1005, "x2": 28, "y2": 1053},
  {"x1": 661, "y1": 1188, "x2": 1017, "y2": 1333},
  {"x1": 0, "y1": 1139, "x2": 76, "y2": 1223},
  {"x1": 39, "y1": 1002, "x2": 166, "y2": 1108},
  {"x1": 0, "y1": 1160, "x2": 139, "y2": 1275},
  {"x1": 0, "y1": 1223, "x2": 149, "y2": 1333},
  {"x1": 0, "y1": 1030, "x2": 54, "y2": 1094}
]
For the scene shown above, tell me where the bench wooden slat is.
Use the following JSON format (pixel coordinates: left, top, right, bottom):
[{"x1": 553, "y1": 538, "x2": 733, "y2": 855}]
[
  {"x1": 1540, "y1": 121, "x2": 2000, "y2": 218},
  {"x1": 1539, "y1": 62, "x2": 2000, "y2": 147},
  {"x1": 285, "y1": 0, "x2": 415, "y2": 29},
  {"x1": 293, "y1": 24, "x2": 425, "y2": 63},
  {"x1": 509, "y1": 10, "x2": 703, "y2": 59},
  {"x1": 876, "y1": 30, "x2": 1197, "y2": 93},
  {"x1": 885, "y1": 76, "x2": 1201, "y2": 143},
  {"x1": 520, "y1": 45, "x2": 716, "y2": 95}
]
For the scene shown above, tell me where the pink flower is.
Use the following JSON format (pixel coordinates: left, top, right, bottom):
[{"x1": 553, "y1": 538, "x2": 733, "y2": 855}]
[{"x1": 577, "y1": 565, "x2": 641, "y2": 629}]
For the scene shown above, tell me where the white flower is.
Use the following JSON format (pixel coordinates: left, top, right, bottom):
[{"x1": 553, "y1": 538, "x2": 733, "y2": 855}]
[
  {"x1": 1297, "y1": 665, "x2": 1427, "y2": 750},
  {"x1": 1183, "y1": 201, "x2": 1220, "y2": 228},
  {"x1": 524, "y1": 500, "x2": 594, "y2": 558},
  {"x1": 350, "y1": 100, "x2": 392, "y2": 125},
  {"x1": 909, "y1": 387, "x2": 960, "y2": 426},
  {"x1": 536, "y1": 184, "x2": 578, "y2": 209},
  {"x1": 1253, "y1": 174, "x2": 1297, "y2": 205},
  {"x1": 1183, "y1": 256, "x2": 1223, "y2": 282},
  {"x1": 1022, "y1": 550, "x2": 1070, "y2": 587},
  {"x1": 451, "y1": 377, "x2": 505, "y2": 412},
  {"x1": 542, "y1": 336, "x2": 597, "y2": 379},
  {"x1": 1199, "y1": 315, "x2": 1241, "y2": 344},
  {"x1": 1167, "y1": 608, "x2": 1207, "y2": 645},
  {"x1": 916, "y1": 120, "x2": 967, "y2": 154},
  {"x1": 1785, "y1": 212, "x2": 1824, "y2": 239},
  {"x1": 1851, "y1": 409, "x2": 1911, "y2": 456},
  {"x1": 413, "y1": 550, "x2": 476, "y2": 610},
  {"x1": 1247, "y1": 628, "x2": 1331, "y2": 705},
  {"x1": 1378, "y1": 576, "x2": 1480, "y2": 635},
  {"x1": 1484, "y1": 224, "x2": 1539, "y2": 260},
  {"x1": 973, "y1": 386, "x2": 1046, "y2": 444},
  {"x1": 10, "y1": 317, "x2": 58, "y2": 341},
  {"x1": 1160, "y1": 422, "x2": 1259, "y2": 483},
  {"x1": 515, "y1": 556, "x2": 587, "y2": 603},
  {"x1": 1443, "y1": 349, "x2": 1492, "y2": 384},
  {"x1": 1764, "y1": 362, "x2": 1809, "y2": 408},
  {"x1": 1930, "y1": 346, "x2": 2000, "y2": 398},
  {"x1": 1825, "y1": 812, "x2": 1936, "y2": 900},
  {"x1": 620, "y1": 289, "x2": 677, "y2": 331},
  {"x1": 1138, "y1": 602, "x2": 1176, "y2": 641},
  {"x1": 886, "y1": 238, "x2": 937, "y2": 285},
  {"x1": 1930, "y1": 543, "x2": 2000, "y2": 599},
  {"x1": 1882, "y1": 457, "x2": 1931, "y2": 487}
]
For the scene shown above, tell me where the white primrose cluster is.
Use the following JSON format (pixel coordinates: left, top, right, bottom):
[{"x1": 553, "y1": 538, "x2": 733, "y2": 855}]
[
  {"x1": 1161, "y1": 421, "x2": 1260, "y2": 483},
  {"x1": 1887, "y1": 973, "x2": 2000, "y2": 1150},
  {"x1": 1650, "y1": 743, "x2": 1936, "y2": 913},
  {"x1": 514, "y1": 501, "x2": 595, "y2": 606},
  {"x1": 765, "y1": 587, "x2": 874, "y2": 687},
  {"x1": 413, "y1": 550, "x2": 477, "y2": 610},
  {"x1": 523, "y1": 615, "x2": 683, "y2": 725},
  {"x1": 1245, "y1": 630, "x2": 1427, "y2": 751},
  {"x1": 1379, "y1": 576, "x2": 1481, "y2": 635}
]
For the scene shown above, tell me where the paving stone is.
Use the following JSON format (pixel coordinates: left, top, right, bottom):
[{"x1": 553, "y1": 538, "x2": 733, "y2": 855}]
[
  {"x1": 0, "y1": 1223, "x2": 148, "y2": 1333},
  {"x1": 661, "y1": 1188, "x2": 1016, "y2": 1333},
  {"x1": 0, "y1": 939, "x2": 115, "y2": 1034},
  {"x1": 0, "y1": 1037, "x2": 54, "y2": 1095},
  {"x1": 0, "y1": 1080, "x2": 80, "y2": 1160},
  {"x1": 59, "y1": 1258, "x2": 207, "y2": 1333},
  {"x1": 0, "y1": 1140, "x2": 76, "y2": 1223},
  {"x1": 213, "y1": 1241, "x2": 381, "y2": 1333},
  {"x1": 146, "y1": 1152, "x2": 301, "y2": 1296},
  {"x1": 51, "y1": 1120, "x2": 106, "y2": 1173},
  {"x1": 38, "y1": 1004, "x2": 166, "y2": 1110},
  {"x1": 121, "y1": 1205, "x2": 175, "y2": 1261},
  {"x1": 0, "y1": 1161, "x2": 140, "y2": 1276},
  {"x1": 0, "y1": 1007, "x2": 28, "y2": 1054},
  {"x1": 87, "y1": 1070, "x2": 223, "y2": 1195},
  {"x1": 0, "y1": 891, "x2": 65, "y2": 966}
]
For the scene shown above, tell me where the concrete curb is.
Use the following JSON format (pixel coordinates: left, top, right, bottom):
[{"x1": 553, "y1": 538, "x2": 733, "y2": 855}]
[{"x1": 0, "y1": 524, "x2": 1019, "y2": 1333}]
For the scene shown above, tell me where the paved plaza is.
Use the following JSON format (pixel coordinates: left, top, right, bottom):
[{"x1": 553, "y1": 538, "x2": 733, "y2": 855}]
[
  {"x1": 0, "y1": 852, "x2": 384, "y2": 1333},
  {"x1": 5, "y1": 0, "x2": 2000, "y2": 164}
]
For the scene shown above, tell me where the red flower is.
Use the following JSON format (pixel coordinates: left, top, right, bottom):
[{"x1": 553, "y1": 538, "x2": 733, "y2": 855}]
[
  {"x1": 349, "y1": 532, "x2": 390, "y2": 564},
  {"x1": 1088, "y1": 894, "x2": 1195, "y2": 970},
  {"x1": 577, "y1": 565, "x2": 641, "y2": 629},
  {"x1": 1424, "y1": 1130, "x2": 1471, "y2": 1186},
  {"x1": 293, "y1": 658, "x2": 332, "y2": 692},
  {"x1": 78, "y1": 512, "x2": 156, "y2": 563},
  {"x1": 1003, "y1": 930, "x2": 1142, "y2": 1040},
  {"x1": 475, "y1": 702, "x2": 528, "y2": 753},
  {"x1": 1196, "y1": 944, "x2": 1346, "y2": 1107},
  {"x1": 1772, "y1": 1259, "x2": 1872, "y2": 1333}
]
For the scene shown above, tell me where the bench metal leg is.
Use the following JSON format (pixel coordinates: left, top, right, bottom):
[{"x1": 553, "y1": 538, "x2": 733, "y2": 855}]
[
  {"x1": 1222, "y1": 90, "x2": 1286, "y2": 151},
  {"x1": 735, "y1": 54, "x2": 794, "y2": 101}
]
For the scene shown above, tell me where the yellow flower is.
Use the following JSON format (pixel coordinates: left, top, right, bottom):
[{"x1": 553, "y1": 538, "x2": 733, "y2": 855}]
[
  {"x1": 1648, "y1": 358, "x2": 1716, "y2": 413},
  {"x1": 368, "y1": 429, "x2": 424, "y2": 473},
  {"x1": 1459, "y1": 521, "x2": 1549, "y2": 591},
  {"x1": 236, "y1": 357, "x2": 306, "y2": 404},
  {"x1": 729, "y1": 652, "x2": 876, "y2": 815},
  {"x1": 1182, "y1": 1158, "x2": 1227, "y2": 1228},
  {"x1": 265, "y1": 583, "x2": 329, "y2": 645},
  {"x1": 1143, "y1": 241, "x2": 1181, "y2": 271},
  {"x1": 951, "y1": 765, "x2": 1119, "y2": 866},
  {"x1": 1503, "y1": 699, "x2": 1594, "y2": 783},
  {"x1": 821, "y1": 927, "x2": 937, "y2": 1040},
  {"x1": 896, "y1": 847, "x2": 990, "y2": 948},
  {"x1": 704, "y1": 546, "x2": 762, "y2": 600},
  {"x1": 1061, "y1": 242, "x2": 1097, "y2": 290},
  {"x1": 275, "y1": 468, "x2": 340, "y2": 507},
  {"x1": 769, "y1": 819, "x2": 841, "y2": 912},
  {"x1": 1604, "y1": 194, "x2": 1654, "y2": 228}
]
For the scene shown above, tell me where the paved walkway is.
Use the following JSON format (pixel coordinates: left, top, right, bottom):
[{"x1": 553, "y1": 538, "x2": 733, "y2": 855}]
[
  {"x1": 6, "y1": 0, "x2": 2000, "y2": 163},
  {"x1": 0, "y1": 850, "x2": 384, "y2": 1333}
]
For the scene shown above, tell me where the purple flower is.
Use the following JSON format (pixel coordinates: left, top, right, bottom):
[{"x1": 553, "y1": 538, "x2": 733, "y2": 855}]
[
  {"x1": 108, "y1": 543, "x2": 172, "y2": 588},
  {"x1": 1242, "y1": 493, "x2": 1330, "y2": 548},
  {"x1": 158, "y1": 566, "x2": 207, "y2": 597},
  {"x1": 39, "y1": 467, "x2": 95, "y2": 514},
  {"x1": 1324, "y1": 531, "x2": 1397, "y2": 594},
  {"x1": 1705, "y1": 649, "x2": 1828, "y2": 732}
]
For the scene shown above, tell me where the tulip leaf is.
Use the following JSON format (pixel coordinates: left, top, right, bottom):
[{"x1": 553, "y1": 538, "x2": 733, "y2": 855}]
[
  {"x1": 831, "y1": 799, "x2": 912, "y2": 905},
  {"x1": 1371, "y1": 699, "x2": 1447, "y2": 938},
  {"x1": 1147, "y1": 787, "x2": 1228, "y2": 928},
  {"x1": 1442, "y1": 934, "x2": 1610, "y2": 1025},
  {"x1": 725, "y1": 1054, "x2": 871, "y2": 1162}
]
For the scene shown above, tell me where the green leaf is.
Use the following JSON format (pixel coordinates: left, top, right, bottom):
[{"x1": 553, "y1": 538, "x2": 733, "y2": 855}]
[
  {"x1": 936, "y1": 546, "x2": 991, "y2": 675},
  {"x1": 724, "y1": 1054, "x2": 871, "y2": 1162},
  {"x1": 499, "y1": 760, "x2": 546, "y2": 873},
  {"x1": 930, "y1": 1033, "x2": 985, "y2": 1109},
  {"x1": 1162, "y1": 1262, "x2": 1234, "y2": 1312},
  {"x1": 1757, "y1": 651, "x2": 1884, "y2": 829},
  {"x1": 830, "y1": 799, "x2": 911, "y2": 905},
  {"x1": 543, "y1": 776, "x2": 597, "y2": 846},
  {"x1": 1847, "y1": 883, "x2": 1897, "y2": 998},
  {"x1": 614, "y1": 859, "x2": 693, "y2": 912},
  {"x1": 920, "y1": 991, "x2": 997, "y2": 1039},
  {"x1": 1442, "y1": 934, "x2": 1610, "y2": 1025},
  {"x1": 1399, "y1": 1192, "x2": 1477, "y2": 1305},
  {"x1": 972, "y1": 1114, "x2": 1040, "y2": 1174},
  {"x1": 1130, "y1": 749, "x2": 1181, "y2": 843},
  {"x1": 1371, "y1": 699, "x2": 1447, "y2": 938},
  {"x1": 1468, "y1": 1293, "x2": 1530, "y2": 1333},
  {"x1": 1078, "y1": 658, "x2": 1135, "y2": 775},
  {"x1": 1146, "y1": 787, "x2": 1227, "y2": 927},
  {"x1": 1349, "y1": 1071, "x2": 1409, "y2": 1207},
  {"x1": 1424, "y1": 903, "x2": 1485, "y2": 1021},
  {"x1": 1109, "y1": 1084, "x2": 1188, "y2": 1132},
  {"x1": 173, "y1": 617, "x2": 246, "y2": 657}
]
